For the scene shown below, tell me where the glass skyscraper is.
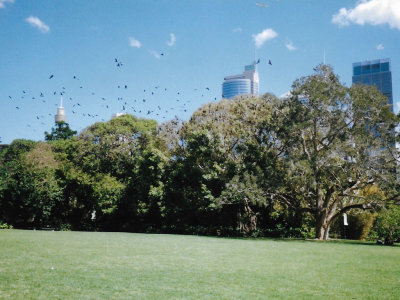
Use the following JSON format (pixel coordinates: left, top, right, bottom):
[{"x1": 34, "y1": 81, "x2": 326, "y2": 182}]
[
  {"x1": 352, "y1": 58, "x2": 393, "y2": 112},
  {"x1": 222, "y1": 62, "x2": 259, "y2": 99}
]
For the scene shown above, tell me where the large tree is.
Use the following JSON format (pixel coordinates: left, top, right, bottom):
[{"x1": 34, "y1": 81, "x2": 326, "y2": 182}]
[
  {"x1": 269, "y1": 65, "x2": 399, "y2": 239},
  {"x1": 162, "y1": 95, "x2": 286, "y2": 234},
  {"x1": 78, "y1": 114, "x2": 167, "y2": 231}
]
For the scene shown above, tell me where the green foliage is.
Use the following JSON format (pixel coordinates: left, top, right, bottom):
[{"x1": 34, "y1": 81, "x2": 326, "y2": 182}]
[
  {"x1": 45, "y1": 121, "x2": 77, "y2": 141},
  {"x1": 161, "y1": 96, "x2": 284, "y2": 235},
  {"x1": 0, "y1": 221, "x2": 13, "y2": 229},
  {"x1": 340, "y1": 212, "x2": 376, "y2": 240},
  {"x1": 92, "y1": 174, "x2": 125, "y2": 215},
  {"x1": 218, "y1": 172, "x2": 266, "y2": 235},
  {"x1": 1, "y1": 67, "x2": 398, "y2": 238},
  {"x1": 162, "y1": 129, "x2": 227, "y2": 231},
  {"x1": 59, "y1": 223, "x2": 72, "y2": 231},
  {"x1": 370, "y1": 205, "x2": 400, "y2": 244},
  {"x1": 10, "y1": 142, "x2": 63, "y2": 228},
  {"x1": 270, "y1": 64, "x2": 399, "y2": 239},
  {"x1": 79, "y1": 114, "x2": 158, "y2": 178},
  {"x1": 0, "y1": 139, "x2": 38, "y2": 226},
  {"x1": 352, "y1": 212, "x2": 376, "y2": 240}
]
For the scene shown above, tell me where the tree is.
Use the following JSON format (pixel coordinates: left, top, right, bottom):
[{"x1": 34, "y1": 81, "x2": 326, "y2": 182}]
[
  {"x1": 79, "y1": 114, "x2": 158, "y2": 177},
  {"x1": 269, "y1": 65, "x2": 399, "y2": 239},
  {"x1": 163, "y1": 95, "x2": 284, "y2": 235},
  {"x1": 78, "y1": 114, "x2": 168, "y2": 231},
  {"x1": 45, "y1": 121, "x2": 77, "y2": 141}
]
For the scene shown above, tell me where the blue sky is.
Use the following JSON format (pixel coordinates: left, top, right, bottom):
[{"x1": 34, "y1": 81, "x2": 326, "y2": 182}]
[{"x1": 1, "y1": 0, "x2": 399, "y2": 144}]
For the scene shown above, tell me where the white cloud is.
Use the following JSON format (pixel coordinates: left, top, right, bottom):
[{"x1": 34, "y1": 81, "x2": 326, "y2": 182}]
[
  {"x1": 149, "y1": 50, "x2": 161, "y2": 59},
  {"x1": 252, "y1": 28, "x2": 278, "y2": 48},
  {"x1": 129, "y1": 37, "x2": 142, "y2": 48},
  {"x1": 376, "y1": 43, "x2": 384, "y2": 50},
  {"x1": 332, "y1": 8, "x2": 351, "y2": 26},
  {"x1": 233, "y1": 27, "x2": 242, "y2": 33},
  {"x1": 332, "y1": 0, "x2": 400, "y2": 30},
  {"x1": 166, "y1": 33, "x2": 176, "y2": 46},
  {"x1": 0, "y1": 0, "x2": 14, "y2": 9},
  {"x1": 25, "y1": 16, "x2": 50, "y2": 33},
  {"x1": 285, "y1": 41, "x2": 296, "y2": 51}
]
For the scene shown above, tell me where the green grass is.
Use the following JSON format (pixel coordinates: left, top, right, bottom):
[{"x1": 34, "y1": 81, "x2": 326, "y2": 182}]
[{"x1": 0, "y1": 230, "x2": 399, "y2": 299}]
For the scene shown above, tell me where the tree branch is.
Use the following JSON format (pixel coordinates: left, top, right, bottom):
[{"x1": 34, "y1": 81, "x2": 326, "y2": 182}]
[{"x1": 331, "y1": 203, "x2": 372, "y2": 222}]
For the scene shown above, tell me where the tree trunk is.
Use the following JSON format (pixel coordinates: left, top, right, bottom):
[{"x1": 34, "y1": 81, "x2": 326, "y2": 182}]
[
  {"x1": 323, "y1": 224, "x2": 330, "y2": 240},
  {"x1": 237, "y1": 198, "x2": 257, "y2": 235},
  {"x1": 315, "y1": 211, "x2": 330, "y2": 240},
  {"x1": 316, "y1": 223, "x2": 326, "y2": 240}
]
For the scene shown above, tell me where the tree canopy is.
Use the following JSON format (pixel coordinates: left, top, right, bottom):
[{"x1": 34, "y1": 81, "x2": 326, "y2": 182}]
[
  {"x1": 45, "y1": 121, "x2": 77, "y2": 141},
  {"x1": 268, "y1": 65, "x2": 399, "y2": 239},
  {"x1": 1, "y1": 65, "x2": 399, "y2": 240}
]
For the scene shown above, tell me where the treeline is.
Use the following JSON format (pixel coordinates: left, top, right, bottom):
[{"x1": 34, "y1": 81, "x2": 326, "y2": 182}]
[{"x1": 1, "y1": 65, "x2": 399, "y2": 241}]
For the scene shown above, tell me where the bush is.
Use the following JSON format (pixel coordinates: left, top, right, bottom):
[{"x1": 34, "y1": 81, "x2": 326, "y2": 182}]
[
  {"x1": 369, "y1": 205, "x2": 400, "y2": 245},
  {"x1": 329, "y1": 212, "x2": 376, "y2": 240},
  {"x1": 59, "y1": 223, "x2": 72, "y2": 231},
  {"x1": 348, "y1": 212, "x2": 376, "y2": 240},
  {"x1": 0, "y1": 221, "x2": 13, "y2": 229}
]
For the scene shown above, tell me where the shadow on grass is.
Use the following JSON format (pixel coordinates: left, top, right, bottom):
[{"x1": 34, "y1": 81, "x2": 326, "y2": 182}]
[
  {"x1": 210, "y1": 235, "x2": 400, "y2": 247},
  {"x1": 303, "y1": 238, "x2": 400, "y2": 247}
]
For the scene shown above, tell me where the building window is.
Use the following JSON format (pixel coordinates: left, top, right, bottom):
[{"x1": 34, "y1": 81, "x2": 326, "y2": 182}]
[
  {"x1": 381, "y1": 62, "x2": 389, "y2": 72},
  {"x1": 371, "y1": 64, "x2": 380, "y2": 73},
  {"x1": 353, "y1": 66, "x2": 362, "y2": 76},
  {"x1": 362, "y1": 65, "x2": 371, "y2": 74}
]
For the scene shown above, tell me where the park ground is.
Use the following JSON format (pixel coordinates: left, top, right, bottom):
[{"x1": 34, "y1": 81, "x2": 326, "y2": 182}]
[{"x1": 0, "y1": 230, "x2": 399, "y2": 299}]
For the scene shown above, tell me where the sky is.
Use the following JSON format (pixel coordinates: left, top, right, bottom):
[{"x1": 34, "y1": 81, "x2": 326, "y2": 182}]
[{"x1": 1, "y1": 0, "x2": 400, "y2": 144}]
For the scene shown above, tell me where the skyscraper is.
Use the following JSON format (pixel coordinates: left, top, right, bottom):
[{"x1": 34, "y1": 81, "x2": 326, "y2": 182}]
[
  {"x1": 352, "y1": 58, "x2": 393, "y2": 112},
  {"x1": 55, "y1": 97, "x2": 66, "y2": 123},
  {"x1": 222, "y1": 61, "x2": 259, "y2": 99}
]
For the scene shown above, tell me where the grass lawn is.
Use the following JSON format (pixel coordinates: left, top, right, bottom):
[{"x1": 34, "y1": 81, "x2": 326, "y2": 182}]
[{"x1": 0, "y1": 230, "x2": 399, "y2": 299}]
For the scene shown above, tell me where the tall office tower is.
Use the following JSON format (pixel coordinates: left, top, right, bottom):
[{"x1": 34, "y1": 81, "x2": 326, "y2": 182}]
[
  {"x1": 352, "y1": 58, "x2": 393, "y2": 112},
  {"x1": 222, "y1": 61, "x2": 259, "y2": 99},
  {"x1": 55, "y1": 96, "x2": 66, "y2": 123}
]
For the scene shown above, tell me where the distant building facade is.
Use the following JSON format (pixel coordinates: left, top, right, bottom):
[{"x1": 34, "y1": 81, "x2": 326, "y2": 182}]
[
  {"x1": 353, "y1": 59, "x2": 399, "y2": 179},
  {"x1": 352, "y1": 58, "x2": 393, "y2": 112},
  {"x1": 222, "y1": 62, "x2": 259, "y2": 99}
]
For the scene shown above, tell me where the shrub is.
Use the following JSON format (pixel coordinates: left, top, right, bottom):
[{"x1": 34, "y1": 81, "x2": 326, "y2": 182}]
[
  {"x1": 369, "y1": 205, "x2": 400, "y2": 245},
  {"x1": 0, "y1": 221, "x2": 13, "y2": 229},
  {"x1": 59, "y1": 223, "x2": 72, "y2": 231},
  {"x1": 349, "y1": 212, "x2": 376, "y2": 240}
]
